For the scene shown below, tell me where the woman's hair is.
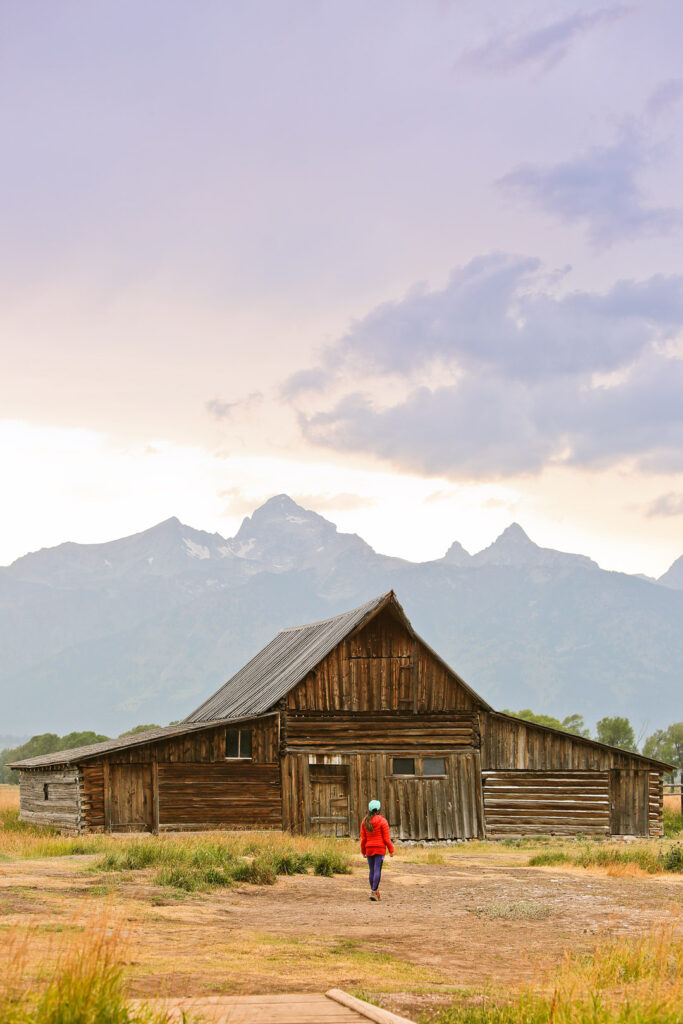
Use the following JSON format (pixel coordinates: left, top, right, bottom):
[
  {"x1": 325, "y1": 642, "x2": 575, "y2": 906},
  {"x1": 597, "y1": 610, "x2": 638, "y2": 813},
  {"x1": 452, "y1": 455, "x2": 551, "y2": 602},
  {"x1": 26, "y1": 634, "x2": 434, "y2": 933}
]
[
  {"x1": 363, "y1": 801, "x2": 380, "y2": 833},
  {"x1": 362, "y1": 809, "x2": 375, "y2": 832}
]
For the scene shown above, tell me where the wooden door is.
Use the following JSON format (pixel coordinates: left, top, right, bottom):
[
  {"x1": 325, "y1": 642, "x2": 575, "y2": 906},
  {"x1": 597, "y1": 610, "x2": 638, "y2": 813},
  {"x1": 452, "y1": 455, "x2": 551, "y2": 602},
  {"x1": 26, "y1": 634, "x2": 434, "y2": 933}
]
[
  {"x1": 610, "y1": 769, "x2": 649, "y2": 836},
  {"x1": 309, "y1": 764, "x2": 350, "y2": 836},
  {"x1": 109, "y1": 764, "x2": 153, "y2": 831}
]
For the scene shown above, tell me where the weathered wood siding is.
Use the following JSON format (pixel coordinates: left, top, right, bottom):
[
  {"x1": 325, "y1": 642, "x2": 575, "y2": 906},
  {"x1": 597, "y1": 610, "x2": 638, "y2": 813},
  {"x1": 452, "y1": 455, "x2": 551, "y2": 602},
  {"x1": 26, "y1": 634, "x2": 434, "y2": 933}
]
[
  {"x1": 287, "y1": 609, "x2": 475, "y2": 713},
  {"x1": 281, "y1": 750, "x2": 484, "y2": 840},
  {"x1": 95, "y1": 718, "x2": 278, "y2": 765},
  {"x1": 284, "y1": 712, "x2": 476, "y2": 750},
  {"x1": 609, "y1": 769, "x2": 650, "y2": 836},
  {"x1": 158, "y1": 763, "x2": 281, "y2": 830},
  {"x1": 483, "y1": 770, "x2": 610, "y2": 837},
  {"x1": 481, "y1": 712, "x2": 652, "y2": 771},
  {"x1": 79, "y1": 716, "x2": 279, "y2": 832},
  {"x1": 19, "y1": 769, "x2": 81, "y2": 830}
]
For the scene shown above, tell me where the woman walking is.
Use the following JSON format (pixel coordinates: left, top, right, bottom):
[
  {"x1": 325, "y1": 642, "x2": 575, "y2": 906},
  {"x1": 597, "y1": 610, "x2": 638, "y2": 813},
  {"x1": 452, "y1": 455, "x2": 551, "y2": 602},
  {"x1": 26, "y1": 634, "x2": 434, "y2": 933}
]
[{"x1": 360, "y1": 799, "x2": 394, "y2": 900}]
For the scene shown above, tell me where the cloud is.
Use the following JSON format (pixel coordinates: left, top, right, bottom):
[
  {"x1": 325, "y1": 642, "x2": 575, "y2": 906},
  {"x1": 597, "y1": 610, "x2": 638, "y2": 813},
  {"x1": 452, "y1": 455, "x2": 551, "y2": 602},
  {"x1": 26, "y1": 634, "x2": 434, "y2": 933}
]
[
  {"x1": 646, "y1": 78, "x2": 683, "y2": 118},
  {"x1": 206, "y1": 392, "x2": 263, "y2": 420},
  {"x1": 285, "y1": 254, "x2": 683, "y2": 479},
  {"x1": 646, "y1": 492, "x2": 683, "y2": 517},
  {"x1": 458, "y1": 7, "x2": 630, "y2": 75},
  {"x1": 497, "y1": 130, "x2": 681, "y2": 245}
]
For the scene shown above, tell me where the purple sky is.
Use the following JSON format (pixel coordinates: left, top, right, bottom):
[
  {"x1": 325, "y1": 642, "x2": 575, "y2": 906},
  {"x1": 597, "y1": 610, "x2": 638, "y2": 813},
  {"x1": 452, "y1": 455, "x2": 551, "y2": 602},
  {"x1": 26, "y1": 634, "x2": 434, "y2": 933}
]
[{"x1": 1, "y1": 1, "x2": 682, "y2": 574}]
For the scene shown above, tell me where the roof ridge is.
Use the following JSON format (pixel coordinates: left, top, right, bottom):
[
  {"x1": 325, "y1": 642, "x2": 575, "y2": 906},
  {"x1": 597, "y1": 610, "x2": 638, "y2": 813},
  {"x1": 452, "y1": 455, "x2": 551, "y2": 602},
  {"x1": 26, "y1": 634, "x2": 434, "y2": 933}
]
[{"x1": 277, "y1": 592, "x2": 392, "y2": 633}]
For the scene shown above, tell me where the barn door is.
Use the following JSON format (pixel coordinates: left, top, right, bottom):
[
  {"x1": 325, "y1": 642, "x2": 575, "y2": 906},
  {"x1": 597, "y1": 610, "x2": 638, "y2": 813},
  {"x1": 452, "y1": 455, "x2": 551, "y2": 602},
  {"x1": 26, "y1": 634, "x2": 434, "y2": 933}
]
[
  {"x1": 610, "y1": 769, "x2": 648, "y2": 836},
  {"x1": 309, "y1": 764, "x2": 350, "y2": 836},
  {"x1": 109, "y1": 764, "x2": 153, "y2": 831}
]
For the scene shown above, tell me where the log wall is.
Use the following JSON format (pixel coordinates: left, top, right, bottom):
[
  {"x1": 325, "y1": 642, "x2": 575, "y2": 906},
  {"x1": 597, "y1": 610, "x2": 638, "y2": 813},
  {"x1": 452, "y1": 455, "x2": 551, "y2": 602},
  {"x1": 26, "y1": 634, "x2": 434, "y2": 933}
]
[
  {"x1": 19, "y1": 768, "x2": 81, "y2": 830},
  {"x1": 78, "y1": 716, "x2": 279, "y2": 832},
  {"x1": 287, "y1": 609, "x2": 475, "y2": 713},
  {"x1": 284, "y1": 711, "x2": 476, "y2": 750},
  {"x1": 158, "y1": 763, "x2": 281, "y2": 829},
  {"x1": 483, "y1": 770, "x2": 611, "y2": 837},
  {"x1": 648, "y1": 771, "x2": 664, "y2": 837}
]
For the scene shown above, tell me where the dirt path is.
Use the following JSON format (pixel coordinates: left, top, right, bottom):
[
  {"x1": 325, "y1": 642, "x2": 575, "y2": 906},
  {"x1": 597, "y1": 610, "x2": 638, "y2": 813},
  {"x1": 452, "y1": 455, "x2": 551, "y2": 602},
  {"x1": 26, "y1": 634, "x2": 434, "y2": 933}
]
[{"x1": 1, "y1": 852, "x2": 681, "y2": 1019}]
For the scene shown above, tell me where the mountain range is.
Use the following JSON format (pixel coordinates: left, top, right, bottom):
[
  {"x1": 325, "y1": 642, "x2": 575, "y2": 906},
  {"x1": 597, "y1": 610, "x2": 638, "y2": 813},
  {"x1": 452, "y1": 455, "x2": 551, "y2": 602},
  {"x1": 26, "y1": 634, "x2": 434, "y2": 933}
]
[{"x1": 1, "y1": 495, "x2": 681, "y2": 736}]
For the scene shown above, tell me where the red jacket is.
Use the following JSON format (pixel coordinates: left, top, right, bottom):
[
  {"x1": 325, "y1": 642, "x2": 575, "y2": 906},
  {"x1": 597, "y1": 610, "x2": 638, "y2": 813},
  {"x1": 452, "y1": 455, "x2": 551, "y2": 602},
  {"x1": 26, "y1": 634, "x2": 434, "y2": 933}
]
[{"x1": 360, "y1": 814, "x2": 394, "y2": 856}]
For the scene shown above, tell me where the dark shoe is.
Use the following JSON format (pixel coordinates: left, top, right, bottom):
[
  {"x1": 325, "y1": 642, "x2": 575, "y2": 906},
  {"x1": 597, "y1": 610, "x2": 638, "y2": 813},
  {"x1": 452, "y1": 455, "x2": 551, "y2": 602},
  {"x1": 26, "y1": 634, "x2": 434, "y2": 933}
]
[{"x1": 369, "y1": 891, "x2": 377, "y2": 900}]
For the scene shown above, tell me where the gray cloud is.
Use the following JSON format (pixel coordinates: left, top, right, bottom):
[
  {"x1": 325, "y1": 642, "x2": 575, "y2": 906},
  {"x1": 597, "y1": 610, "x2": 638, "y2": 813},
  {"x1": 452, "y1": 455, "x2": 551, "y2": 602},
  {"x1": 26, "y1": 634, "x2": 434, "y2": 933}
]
[
  {"x1": 287, "y1": 254, "x2": 683, "y2": 388},
  {"x1": 646, "y1": 78, "x2": 683, "y2": 118},
  {"x1": 646, "y1": 492, "x2": 683, "y2": 517},
  {"x1": 458, "y1": 7, "x2": 630, "y2": 75},
  {"x1": 287, "y1": 255, "x2": 683, "y2": 479},
  {"x1": 206, "y1": 392, "x2": 263, "y2": 420},
  {"x1": 497, "y1": 130, "x2": 681, "y2": 245}
]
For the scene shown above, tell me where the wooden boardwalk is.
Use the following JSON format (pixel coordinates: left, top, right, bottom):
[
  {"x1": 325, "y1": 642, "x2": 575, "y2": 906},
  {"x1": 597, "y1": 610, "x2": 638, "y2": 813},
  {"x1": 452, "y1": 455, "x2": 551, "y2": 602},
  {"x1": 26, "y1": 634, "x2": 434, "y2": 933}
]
[{"x1": 132, "y1": 989, "x2": 415, "y2": 1023}]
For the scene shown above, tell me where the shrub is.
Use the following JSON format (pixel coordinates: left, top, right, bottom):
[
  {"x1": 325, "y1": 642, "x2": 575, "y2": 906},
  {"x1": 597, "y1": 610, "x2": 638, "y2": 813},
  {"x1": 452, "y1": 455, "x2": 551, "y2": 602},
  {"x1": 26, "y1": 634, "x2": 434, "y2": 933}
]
[
  {"x1": 528, "y1": 851, "x2": 570, "y2": 867},
  {"x1": 231, "y1": 857, "x2": 277, "y2": 886},
  {"x1": 312, "y1": 850, "x2": 352, "y2": 877},
  {"x1": 660, "y1": 843, "x2": 683, "y2": 872}
]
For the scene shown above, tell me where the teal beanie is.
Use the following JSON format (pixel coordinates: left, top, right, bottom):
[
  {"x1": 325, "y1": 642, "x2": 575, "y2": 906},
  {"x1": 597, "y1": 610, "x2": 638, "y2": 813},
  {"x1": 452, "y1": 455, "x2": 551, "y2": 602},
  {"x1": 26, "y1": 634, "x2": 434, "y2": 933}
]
[{"x1": 368, "y1": 799, "x2": 381, "y2": 812}]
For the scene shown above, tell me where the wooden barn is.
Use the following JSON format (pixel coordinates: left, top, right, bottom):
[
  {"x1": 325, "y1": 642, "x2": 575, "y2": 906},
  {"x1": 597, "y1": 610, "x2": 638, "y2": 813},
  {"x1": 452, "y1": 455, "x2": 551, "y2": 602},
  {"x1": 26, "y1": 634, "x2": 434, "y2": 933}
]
[{"x1": 8, "y1": 591, "x2": 672, "y2": 839}]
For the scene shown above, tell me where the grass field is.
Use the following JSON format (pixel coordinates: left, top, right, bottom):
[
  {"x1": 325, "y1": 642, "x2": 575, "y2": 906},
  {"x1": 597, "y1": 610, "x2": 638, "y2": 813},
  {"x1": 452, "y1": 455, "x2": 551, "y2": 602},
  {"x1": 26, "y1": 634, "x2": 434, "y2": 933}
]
[{"x1": 2, "y1": 804, "x2": 683, "y2": 1022}]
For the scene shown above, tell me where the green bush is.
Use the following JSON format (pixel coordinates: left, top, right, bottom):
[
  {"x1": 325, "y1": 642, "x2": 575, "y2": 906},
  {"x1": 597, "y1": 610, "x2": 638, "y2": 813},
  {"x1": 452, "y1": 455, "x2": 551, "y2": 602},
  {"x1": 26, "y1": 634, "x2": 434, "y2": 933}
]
[
  {"x1": 231, "y1": 857, "x2": 277, "y2": 885},
  {"x1": 528, "y1": 851, "x2": 570, "y2": 866},
  {"x1": 660, "y1": 843, "x2": 683, "y2": 872},
  {"x1": 312, "y1": 849, "x2": 352, "y2": 876}
]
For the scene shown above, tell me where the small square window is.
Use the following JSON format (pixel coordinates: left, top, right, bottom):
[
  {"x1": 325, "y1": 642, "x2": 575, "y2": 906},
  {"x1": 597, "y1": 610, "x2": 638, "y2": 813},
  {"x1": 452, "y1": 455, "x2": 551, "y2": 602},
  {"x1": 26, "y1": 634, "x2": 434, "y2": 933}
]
[
  {"x1": 423, "y1": 757, "x2": 447, "y2": 776},
  {"x1": 392, "y1": 757, "x2": 415, "y2": 775},
  {"x1": 225, "y1": 727, "x2": 253, "y2": 759}
]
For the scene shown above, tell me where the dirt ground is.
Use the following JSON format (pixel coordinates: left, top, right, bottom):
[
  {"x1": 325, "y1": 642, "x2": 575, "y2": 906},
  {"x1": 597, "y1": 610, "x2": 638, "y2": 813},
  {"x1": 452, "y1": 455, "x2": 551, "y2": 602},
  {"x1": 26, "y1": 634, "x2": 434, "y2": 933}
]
[{"x1": 1, "y1": 840, "x2": 682, "y2": 1020}]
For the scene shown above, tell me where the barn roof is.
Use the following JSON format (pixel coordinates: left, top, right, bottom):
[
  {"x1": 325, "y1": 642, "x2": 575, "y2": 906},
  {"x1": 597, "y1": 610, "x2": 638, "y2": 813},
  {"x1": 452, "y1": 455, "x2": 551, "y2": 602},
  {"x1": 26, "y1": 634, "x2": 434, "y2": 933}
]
[{"x1": 6, "y1": 713, "x2": 276, "y2": 769}]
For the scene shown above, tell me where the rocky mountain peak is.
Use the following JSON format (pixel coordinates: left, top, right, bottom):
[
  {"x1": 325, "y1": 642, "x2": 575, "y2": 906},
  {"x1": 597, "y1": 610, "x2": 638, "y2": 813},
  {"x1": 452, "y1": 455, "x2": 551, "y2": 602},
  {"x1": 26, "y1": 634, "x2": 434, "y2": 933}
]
[{"x1": 659, "y1": 554, "x2": 683, "y2": 590}]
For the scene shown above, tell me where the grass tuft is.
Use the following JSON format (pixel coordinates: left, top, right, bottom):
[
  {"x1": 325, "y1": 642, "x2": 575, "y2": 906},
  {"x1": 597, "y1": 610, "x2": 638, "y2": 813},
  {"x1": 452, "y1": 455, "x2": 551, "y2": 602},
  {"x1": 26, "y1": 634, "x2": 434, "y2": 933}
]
[
  {"x1": 0, "y1": 921, "x2": 179, "y2": 1024},
  {"x1": 427, "y1": 925, "x2": 683, "y2": 1023},
  {"x1": 529, "y1": 840, "x2": 683, "y2": 875},
  {"x1": 663, "y1": 805, "x2": 683, "y2": 837},
  {"x1": 92, "y1": 834, "x2": 352, "y2": 892},
  {"x1": 470, "y1": 900, "x2": 553, "y2": 921}
]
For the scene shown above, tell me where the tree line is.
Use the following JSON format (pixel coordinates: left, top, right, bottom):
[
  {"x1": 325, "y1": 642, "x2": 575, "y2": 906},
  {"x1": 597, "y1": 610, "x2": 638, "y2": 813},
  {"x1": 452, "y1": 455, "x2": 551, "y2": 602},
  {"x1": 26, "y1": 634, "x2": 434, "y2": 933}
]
[{"x1": 0, "y1": 724, "x2": 161, "y2": 784}]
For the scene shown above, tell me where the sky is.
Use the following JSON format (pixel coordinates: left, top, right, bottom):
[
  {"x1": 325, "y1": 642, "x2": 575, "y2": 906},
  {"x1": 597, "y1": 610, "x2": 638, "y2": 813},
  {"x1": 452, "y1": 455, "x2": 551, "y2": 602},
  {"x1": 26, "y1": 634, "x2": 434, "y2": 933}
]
[{"x1": 1, "y1": 0, "x2": 682, "y2": 576}]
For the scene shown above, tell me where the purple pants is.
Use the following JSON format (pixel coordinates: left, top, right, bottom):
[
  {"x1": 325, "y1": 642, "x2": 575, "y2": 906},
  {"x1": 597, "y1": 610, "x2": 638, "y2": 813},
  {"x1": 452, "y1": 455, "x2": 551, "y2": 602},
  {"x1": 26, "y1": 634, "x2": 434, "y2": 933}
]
[{"x1": 367, "y1": 854, "x2": 384, "y2": 891}]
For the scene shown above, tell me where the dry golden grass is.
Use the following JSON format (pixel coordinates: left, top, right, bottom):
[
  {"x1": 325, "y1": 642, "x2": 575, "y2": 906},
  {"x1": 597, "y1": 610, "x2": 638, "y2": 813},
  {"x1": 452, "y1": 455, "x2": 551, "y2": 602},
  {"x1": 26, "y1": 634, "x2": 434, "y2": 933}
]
[
  {"x1": 0, "y1": 785, "x2": 19, "y2": 812},
  {"x1": 0, "y1": 914, "x2": 178, "y2": 1023},
  {"x1": 428, "y1": 923, "x2": 683, "y2": 1022},
  {"x1": 664, "y1": 793, "x2": 681, "y2": 812}
]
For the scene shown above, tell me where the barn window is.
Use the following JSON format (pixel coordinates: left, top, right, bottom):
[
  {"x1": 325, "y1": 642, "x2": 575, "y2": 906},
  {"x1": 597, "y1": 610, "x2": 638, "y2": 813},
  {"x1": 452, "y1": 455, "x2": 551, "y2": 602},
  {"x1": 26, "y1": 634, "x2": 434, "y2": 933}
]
[
  {"x1": 225, "y1": 727, "x2": 253, "y2": 759},
  {"x1": 43, "y1": 783, "x2": 50, "y2": 800},
  {"x1": 422, "y1": 757, "x2": 447, "y2": 776},
  {"x1": 392, "y1": 757, "x2": 415, "y2": 775}
]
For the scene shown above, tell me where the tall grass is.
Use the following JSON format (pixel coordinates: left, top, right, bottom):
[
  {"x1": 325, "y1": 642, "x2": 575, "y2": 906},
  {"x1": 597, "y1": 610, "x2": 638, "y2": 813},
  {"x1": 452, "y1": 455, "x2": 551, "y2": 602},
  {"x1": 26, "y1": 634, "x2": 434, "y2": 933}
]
[
  {"x1": 426, "y1": 926, "x2": 683, "y2": 1023},
  {"x1": 95, "y1": 833, "x2": 352, "y2": 891},
  {"x1": 529, "y1": 840, "x2": 683, "y2": 874},
  {"x1": 0, "y1": 922, "x2": 178, "y2": 1024},
  {"x1": 663, "y1": 804, "x2": 683, "y2": 837}
]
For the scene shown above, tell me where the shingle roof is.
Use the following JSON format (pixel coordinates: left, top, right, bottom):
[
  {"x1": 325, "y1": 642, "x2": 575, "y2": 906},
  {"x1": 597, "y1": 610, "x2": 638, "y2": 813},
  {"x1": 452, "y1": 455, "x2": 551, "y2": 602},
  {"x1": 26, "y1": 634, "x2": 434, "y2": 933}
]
[
  {"x1": 6, "y1": 713, "x2": 274, "y2": 769},
  {"x1": 183, "y1": 592, "x2": 394, "y2": 723}
]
